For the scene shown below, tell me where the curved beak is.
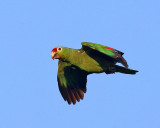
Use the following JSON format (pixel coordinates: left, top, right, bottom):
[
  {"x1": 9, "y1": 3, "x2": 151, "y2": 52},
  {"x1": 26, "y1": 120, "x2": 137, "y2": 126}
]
[{"x1": 51, "y1": 52, "x2": 57, "y2": 60}]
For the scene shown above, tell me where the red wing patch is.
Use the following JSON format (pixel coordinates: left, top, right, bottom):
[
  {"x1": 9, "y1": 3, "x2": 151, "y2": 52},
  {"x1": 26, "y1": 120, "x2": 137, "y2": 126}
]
[{"x1": 103, "y1": 46, "x2": 115, "y2": 50}]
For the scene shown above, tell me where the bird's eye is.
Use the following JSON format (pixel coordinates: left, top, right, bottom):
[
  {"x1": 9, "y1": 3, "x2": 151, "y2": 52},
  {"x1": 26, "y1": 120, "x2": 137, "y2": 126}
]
[{"x1": 57, "y1": 47, "x2": 62, "y2": 52}]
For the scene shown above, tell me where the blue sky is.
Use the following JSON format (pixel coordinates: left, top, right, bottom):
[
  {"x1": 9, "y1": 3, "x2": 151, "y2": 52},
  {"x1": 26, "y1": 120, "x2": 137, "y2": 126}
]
[{"x1": 0, "y1": 0, "x2": 160, "y2": 128}]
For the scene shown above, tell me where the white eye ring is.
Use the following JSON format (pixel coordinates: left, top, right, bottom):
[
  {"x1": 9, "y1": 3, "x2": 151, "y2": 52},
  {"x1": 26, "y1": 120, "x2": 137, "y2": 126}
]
[{"x1": 57, "y1": 47, "x2": 62, "y2": 52}]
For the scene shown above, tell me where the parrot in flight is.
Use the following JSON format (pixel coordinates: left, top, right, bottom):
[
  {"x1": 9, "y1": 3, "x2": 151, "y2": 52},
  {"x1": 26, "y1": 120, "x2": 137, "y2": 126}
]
[{"x1": 51, "y1": 42, "x2": 138, "y2": 105}]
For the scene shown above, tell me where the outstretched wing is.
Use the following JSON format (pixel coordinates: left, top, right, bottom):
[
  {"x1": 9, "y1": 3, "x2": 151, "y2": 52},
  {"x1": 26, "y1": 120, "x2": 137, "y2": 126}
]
[
  {"x1": 81, "y1": 42, "x2": 128, "y2": 68},
  {"x1": 57, "y1": 60, "x2": 88, "y2": 105}
]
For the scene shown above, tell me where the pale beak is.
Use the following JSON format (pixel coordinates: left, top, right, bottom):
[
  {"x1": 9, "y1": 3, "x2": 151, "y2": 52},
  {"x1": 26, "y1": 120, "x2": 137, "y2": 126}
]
[{"x1": 51, "y1": 52, "x2": 57, "y2": 60}]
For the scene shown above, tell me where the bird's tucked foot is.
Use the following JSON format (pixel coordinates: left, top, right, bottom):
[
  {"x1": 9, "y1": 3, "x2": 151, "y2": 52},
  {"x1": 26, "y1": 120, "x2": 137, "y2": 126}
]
[
  {"x1": 82, "y1": 51, "x2": 85, "y2": 54},
  {"x1": 78, "y1": 49, "x2": 85, "y2": 54},
  {"x1": 105, "y1": 66, "x2": 116, "y2": 74}
]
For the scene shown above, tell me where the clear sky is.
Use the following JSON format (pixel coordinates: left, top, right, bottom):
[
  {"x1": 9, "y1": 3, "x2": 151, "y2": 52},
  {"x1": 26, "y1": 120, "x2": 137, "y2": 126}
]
[{"x1": 0, "y1": 0, "x2": 160, "y2": 128}]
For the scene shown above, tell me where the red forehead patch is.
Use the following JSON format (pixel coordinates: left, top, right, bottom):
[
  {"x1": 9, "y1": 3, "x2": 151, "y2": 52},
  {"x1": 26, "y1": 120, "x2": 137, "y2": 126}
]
[
  {"x1": 52, "y1": 48, "x2": 57, "y2": 52},
  {"x1": 103, "y1": 46, "x2": 114, "y2": 50}
]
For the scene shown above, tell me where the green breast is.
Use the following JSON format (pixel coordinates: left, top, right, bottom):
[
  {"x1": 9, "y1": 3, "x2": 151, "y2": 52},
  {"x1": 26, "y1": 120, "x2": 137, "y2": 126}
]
[{"x1": 68, "y1": 49, "x2": 114, "y2": 73}]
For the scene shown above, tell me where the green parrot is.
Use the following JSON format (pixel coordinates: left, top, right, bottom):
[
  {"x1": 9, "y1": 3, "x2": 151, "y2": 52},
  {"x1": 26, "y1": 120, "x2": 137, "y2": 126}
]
[{"x1": 51, "y1": 42, "x2": 138, "y2": 105}]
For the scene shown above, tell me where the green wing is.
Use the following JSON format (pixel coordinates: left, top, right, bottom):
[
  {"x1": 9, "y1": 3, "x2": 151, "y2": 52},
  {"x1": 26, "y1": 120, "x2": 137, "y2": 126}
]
[
  {"x1": 81, "y1": 42, "x2": 128, "y2": 68},
  {"x1": 57, "y1": 60, "x2": 88, "y2": 105}
]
